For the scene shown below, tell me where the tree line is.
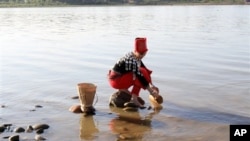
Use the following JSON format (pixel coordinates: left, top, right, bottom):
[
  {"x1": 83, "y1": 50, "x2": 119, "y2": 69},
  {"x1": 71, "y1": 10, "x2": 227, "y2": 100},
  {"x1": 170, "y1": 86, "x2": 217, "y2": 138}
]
[{"x1": 0, "y1": 0, "x2": 246, "y2": 6}]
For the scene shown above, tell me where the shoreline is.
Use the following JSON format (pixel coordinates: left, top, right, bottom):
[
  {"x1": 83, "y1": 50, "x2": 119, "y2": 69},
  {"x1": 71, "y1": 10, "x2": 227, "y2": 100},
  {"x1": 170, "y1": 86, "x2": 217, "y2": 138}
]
[{"x1": 0, "y1": 1, "x2": 248, "y2": 8}]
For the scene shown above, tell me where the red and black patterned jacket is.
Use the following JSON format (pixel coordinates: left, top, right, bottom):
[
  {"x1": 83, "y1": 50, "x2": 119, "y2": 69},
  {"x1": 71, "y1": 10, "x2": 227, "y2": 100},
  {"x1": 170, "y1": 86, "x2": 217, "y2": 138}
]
[{"x1": 112, "y1": 52, "x2": 149, "y2": 88}]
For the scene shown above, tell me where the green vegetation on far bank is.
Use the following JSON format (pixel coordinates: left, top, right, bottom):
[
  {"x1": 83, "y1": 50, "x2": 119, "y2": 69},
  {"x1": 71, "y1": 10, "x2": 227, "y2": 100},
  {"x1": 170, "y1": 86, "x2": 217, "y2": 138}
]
[{"x1": 0, "y1": 0, "x2": 247, "y2": 7}]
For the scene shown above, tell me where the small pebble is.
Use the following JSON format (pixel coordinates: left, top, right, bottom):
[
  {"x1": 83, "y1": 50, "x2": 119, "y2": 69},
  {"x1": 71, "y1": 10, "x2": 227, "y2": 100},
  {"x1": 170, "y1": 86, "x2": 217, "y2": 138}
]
[
  {"x1": 35, "y1": 105, "x2": 43, "y2": 108},
  {"x1": 71, "y1": 96, "x2": 79, "y2": 99},
  {"x1": 1, "y1": 104, "x2": 6, "y2": 108},
  {"x1": 3, "y1": 136, "x2": 10, "y2": 139},
  {"x1": 9, "y1": 135, "x2": 19, "y2": 141}
]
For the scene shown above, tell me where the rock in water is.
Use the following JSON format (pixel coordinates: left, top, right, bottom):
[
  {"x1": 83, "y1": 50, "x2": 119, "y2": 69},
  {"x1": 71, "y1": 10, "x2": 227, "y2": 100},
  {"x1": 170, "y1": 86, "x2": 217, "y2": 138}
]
[
  {"x1": 35, "y1": 135, "x2": 46, "y2": 140},
  {"x1": 32, "y1": 124, "x2": 49, "y2": 130},
  {"x1": 0, "y1": 125, "x2": 5, "y2": 132},
  {"x1": 69, "y1": 105, "x2": 82, "y2": 113},
  {"x1": 14, "y1": 127, "x2": 25, "y2": 133},
  {"x1": 26, "y1": 125, "x2": 33, "y2": 133},
  {"x1": 9, "y1": 135, "x2": 19, "y2": 141}
]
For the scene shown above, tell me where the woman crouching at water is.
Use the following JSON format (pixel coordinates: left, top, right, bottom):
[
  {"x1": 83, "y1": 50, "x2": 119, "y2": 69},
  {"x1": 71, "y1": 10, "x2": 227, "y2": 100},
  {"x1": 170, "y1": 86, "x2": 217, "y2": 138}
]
[{"x1": 108, "y1": 37, "x2": 160, "y2": 108}]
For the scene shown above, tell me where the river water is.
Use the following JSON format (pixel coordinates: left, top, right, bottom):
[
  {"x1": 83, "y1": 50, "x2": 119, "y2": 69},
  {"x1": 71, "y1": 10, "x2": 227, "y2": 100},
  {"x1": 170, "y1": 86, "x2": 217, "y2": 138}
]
[{"x1": 0, "y1": 5, "x2": 250, "y2": 141}]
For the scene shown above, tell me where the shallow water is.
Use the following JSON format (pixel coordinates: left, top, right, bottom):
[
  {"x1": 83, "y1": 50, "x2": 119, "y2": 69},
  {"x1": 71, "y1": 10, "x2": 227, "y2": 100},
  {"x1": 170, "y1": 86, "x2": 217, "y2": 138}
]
[{"x1": 0, "y1": 5, "x2": 250, "y2": 141}]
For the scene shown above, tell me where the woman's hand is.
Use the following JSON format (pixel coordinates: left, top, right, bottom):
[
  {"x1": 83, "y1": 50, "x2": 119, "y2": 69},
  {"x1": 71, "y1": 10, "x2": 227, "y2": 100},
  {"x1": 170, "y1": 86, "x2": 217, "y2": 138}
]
[
  {"x1": 147, "y1": 86, "x2": 159, "y2": 97},
  {"x1": 148, "y1": 85, "x2": 163, "y2": 104}
]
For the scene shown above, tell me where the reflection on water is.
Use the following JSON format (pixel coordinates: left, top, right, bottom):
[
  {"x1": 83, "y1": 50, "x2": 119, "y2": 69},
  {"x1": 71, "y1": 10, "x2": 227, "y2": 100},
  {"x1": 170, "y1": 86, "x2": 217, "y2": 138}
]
[
  {"x1": 109, "y1": 106, "x2": 161, "y2": 140},
  {"x1": 79, "y1": 116, "x2": 99, "y2": 140},
  {"x1": 109, "y1": 106, "x2": 153, "y2": 126}
]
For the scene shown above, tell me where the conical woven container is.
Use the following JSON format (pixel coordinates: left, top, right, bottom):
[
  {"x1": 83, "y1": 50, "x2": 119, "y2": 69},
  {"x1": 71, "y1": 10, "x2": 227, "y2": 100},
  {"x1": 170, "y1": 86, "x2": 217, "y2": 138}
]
[{"x1": 77, "y1": 83, "x2": 96, "y2": 110}]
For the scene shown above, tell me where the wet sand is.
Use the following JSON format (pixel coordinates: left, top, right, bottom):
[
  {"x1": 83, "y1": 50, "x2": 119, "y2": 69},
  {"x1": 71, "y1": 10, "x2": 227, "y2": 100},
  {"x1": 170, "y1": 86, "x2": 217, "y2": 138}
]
[{"x1": 1, "y1": 98, "x2": 230, "y2": 141}]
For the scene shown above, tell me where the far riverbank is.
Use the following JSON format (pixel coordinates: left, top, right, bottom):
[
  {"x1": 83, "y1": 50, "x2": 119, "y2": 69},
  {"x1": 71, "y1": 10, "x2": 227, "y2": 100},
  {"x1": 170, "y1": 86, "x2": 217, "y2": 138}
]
[{"x1": 0, "y1": 0, "x2": 248, "y2": 8}]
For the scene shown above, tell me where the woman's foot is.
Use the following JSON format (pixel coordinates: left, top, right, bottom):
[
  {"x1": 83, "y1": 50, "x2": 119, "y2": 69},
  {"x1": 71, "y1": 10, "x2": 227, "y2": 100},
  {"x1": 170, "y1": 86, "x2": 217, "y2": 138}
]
[{"x1": 130, "y1": 94, "x2": 146, "y2": 109}]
